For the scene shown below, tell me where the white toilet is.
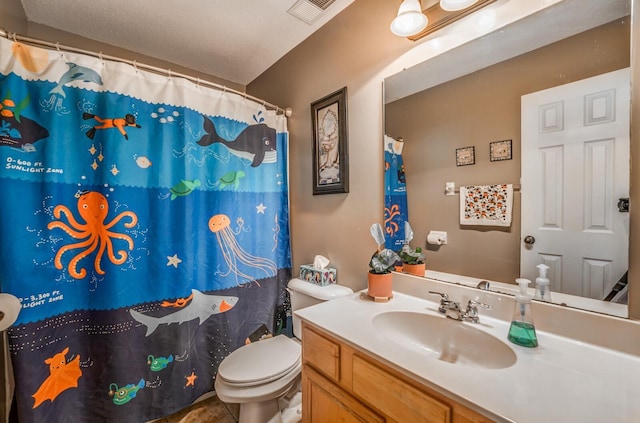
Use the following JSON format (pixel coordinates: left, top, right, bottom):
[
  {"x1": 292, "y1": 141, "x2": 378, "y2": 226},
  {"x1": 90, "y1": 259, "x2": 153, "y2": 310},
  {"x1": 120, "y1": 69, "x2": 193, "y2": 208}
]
[{"x1": 214, "y1": 278, "x2": 353, "y2": 423}]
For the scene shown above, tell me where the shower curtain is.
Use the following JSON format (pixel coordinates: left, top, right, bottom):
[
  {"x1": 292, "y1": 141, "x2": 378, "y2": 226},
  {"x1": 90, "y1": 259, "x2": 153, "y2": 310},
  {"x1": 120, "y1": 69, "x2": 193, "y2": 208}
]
[
  {"x1": 0, "y1": 36, "x2": 291, "y2": 422},
  {"x1": 384, "y1": 135, "x2": 407, "y2": 249}
]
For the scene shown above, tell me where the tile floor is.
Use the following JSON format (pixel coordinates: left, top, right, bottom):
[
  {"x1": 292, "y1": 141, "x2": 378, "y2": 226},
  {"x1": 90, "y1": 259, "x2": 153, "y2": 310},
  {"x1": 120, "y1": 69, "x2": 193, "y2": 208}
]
[{"x1": 154, "y1": 395, "x2": 239, "y2": 423}]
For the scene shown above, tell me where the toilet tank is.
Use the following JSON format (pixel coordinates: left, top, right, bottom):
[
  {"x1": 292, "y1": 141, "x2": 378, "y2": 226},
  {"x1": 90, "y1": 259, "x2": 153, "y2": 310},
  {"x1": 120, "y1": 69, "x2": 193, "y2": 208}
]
[{"x1": 287, "y1": 278, "x2": 353, "y2": 339}]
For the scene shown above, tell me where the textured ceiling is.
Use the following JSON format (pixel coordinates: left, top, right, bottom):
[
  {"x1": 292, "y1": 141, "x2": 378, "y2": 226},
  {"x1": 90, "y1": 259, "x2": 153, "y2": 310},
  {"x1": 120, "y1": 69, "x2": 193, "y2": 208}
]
[{"x1": 19, "y1": 0, "x2": 354, "y2": 85}]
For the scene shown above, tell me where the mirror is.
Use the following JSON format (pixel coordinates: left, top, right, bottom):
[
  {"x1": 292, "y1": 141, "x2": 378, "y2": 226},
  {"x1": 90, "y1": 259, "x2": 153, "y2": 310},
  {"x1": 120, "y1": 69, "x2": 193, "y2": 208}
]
[{"x1": 383, "y1": 0, "x2": 631, "y2": 317}]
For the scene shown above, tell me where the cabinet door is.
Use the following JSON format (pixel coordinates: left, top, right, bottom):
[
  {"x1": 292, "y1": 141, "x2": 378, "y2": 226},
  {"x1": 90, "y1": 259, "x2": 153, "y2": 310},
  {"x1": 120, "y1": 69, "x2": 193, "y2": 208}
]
[
  {"x1": 303, "y1": 366, "x2": 384, "y2": 423},
  {"x1": 352, "y1": 354, "x2": 452, "y2": 423}
]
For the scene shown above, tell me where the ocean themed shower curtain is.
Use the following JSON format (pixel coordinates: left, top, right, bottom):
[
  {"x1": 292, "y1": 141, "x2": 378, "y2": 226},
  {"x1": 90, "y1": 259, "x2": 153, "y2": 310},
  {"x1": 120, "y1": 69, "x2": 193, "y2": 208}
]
[
  {"x1": 384, "y1": 135, "x2": 407, "y2": 249},
  {"x1": 0, "y1": 36, "x2": 291, "y2": 422}
]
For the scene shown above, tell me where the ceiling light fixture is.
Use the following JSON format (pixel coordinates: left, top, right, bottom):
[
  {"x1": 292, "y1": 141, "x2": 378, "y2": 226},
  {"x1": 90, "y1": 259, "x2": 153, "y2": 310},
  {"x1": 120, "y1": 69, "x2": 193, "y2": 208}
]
[
  {"x1": 390, "y1": 0, "x2": 428, "y2": 37},
  {"x1": 439, "y1": 0, "x2": 480, "y2": 12}
]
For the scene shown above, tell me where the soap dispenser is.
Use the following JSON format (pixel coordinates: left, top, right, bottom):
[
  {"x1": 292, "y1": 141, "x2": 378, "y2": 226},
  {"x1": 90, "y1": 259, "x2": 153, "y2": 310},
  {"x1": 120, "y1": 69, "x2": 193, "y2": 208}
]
[
  {"x1": 534, "y1": 264, "x2": 552, "y2": 302},
  {"x1": 507, "y1": 278, "x2": 538, "y2": 348}
]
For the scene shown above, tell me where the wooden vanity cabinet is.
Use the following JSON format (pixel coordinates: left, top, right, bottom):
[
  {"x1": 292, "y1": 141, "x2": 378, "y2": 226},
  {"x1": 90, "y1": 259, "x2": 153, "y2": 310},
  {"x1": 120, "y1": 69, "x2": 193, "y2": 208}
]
[{"x1": 301, "y1": 322, "x2": 493, "y2": 423}]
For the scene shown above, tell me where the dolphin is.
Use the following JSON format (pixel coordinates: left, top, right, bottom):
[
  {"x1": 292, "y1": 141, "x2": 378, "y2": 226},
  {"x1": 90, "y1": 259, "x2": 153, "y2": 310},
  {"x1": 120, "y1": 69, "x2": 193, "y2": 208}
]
[
  {"x1": 49, "y1": 62, "x2": 104, "y2": 98},
  {"x1": 197, "y1": 115, "x2": 277, "y2": 167},
  {"x1": 129, "y1": 289, "x2": 238, "y2": 336}
]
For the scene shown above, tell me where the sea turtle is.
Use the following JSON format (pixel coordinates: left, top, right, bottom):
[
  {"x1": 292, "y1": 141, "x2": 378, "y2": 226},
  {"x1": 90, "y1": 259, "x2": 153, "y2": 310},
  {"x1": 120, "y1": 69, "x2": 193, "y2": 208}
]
[
  {"x1": 170, "y1": 179, "x2": 201, "y2": 200},
  {"x1": 218, "y1": 170, "x2": 245, "y2": 190}
]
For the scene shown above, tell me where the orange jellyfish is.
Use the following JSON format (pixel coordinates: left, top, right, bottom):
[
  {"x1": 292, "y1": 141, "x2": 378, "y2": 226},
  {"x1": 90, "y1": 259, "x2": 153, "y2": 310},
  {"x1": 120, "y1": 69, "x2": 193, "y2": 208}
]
[{"x1": 208, "y1": 214, "x2": 277, "y2": 285}]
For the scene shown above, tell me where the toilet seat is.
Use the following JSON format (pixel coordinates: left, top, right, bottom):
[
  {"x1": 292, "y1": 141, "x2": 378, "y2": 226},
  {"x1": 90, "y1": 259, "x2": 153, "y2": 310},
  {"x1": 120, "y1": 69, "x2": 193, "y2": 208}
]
[{"x1": 217, "y1": 335, "x2": 301, "y2": 387}]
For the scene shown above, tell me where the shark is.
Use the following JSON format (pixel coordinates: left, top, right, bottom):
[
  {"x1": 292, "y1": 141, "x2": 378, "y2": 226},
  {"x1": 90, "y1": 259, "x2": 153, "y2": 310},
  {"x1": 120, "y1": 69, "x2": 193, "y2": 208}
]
[
  {"x1": 197, "y1": 115, "x2": 277, "y2": 167},
  {"x1": 129, "y1": 289, "x2": 238, "y2": 336}
]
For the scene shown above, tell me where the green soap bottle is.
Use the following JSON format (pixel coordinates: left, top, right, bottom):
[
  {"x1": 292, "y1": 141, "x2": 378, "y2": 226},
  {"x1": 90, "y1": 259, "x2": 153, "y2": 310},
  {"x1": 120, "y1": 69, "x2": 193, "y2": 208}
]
[{"x1": 507, "y1": 278, "x2": 538, "y2": 348}]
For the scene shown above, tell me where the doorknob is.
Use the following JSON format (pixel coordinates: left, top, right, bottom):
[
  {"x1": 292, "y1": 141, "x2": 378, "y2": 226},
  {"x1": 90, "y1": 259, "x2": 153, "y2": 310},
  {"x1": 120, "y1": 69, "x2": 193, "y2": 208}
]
[
  {"x1": 523, "y1": 235, "x2": 535, "y2": 245},
  {"x1": 617, "y1": 198, "x2": 629, "y2": 213}
]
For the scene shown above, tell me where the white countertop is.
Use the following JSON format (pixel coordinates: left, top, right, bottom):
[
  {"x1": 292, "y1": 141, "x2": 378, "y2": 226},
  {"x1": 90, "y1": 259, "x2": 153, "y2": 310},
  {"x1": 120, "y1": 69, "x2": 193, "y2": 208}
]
[{"x1": 295, "y1": 291, "x2": 640, "y2": 423}]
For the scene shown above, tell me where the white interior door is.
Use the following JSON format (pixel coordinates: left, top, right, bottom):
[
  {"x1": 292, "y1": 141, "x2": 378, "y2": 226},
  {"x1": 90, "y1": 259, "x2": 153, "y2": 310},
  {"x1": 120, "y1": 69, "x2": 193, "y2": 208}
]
[{"x1": 521, "y1": 68, "x2": 630, "y2": 299}]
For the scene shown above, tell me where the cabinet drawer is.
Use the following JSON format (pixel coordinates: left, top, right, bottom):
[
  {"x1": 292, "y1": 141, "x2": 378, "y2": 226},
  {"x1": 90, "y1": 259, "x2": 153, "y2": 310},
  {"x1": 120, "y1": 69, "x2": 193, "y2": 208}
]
[
  {"x1": 352, "y1": 354, "x2": 452, "y2": 423},
  {"x1": 302, "y1": 324, "x2": 341, "y2": 382}
]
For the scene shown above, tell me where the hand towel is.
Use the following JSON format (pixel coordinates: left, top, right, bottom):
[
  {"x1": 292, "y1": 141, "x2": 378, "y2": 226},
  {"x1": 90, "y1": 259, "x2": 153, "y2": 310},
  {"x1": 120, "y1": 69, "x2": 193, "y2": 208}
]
[{"x1": 460, "y1": 184, "x2": 513, "y2": 227}]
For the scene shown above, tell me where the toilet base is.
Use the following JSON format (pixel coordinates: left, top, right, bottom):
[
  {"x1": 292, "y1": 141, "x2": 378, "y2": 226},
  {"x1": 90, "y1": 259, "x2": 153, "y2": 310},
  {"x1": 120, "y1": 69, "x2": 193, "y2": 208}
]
[
  {"x1": 238, "y1": 399, "x2": 280, "y2": 423},
  {"x1": 236, "y1": 379, "x2": 301, "y2": 423}
]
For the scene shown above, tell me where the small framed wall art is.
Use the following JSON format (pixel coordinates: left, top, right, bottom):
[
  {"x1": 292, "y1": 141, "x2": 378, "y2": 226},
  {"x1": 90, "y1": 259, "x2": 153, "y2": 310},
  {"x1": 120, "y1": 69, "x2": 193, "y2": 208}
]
[
  {"x1": 311, "y1": 87, "x2": 349, "y2": 195},
  {"x1": 490, "y1": 139, "x2": 512, "y2": 162},
  {"x1": 456, "y1": 146, "x2": 475, "y2": 166}
]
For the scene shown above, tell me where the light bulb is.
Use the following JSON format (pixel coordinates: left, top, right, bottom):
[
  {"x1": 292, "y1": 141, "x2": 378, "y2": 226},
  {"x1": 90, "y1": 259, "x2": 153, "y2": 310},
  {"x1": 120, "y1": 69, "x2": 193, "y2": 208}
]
[{"x1": 390, "y1": 0, "x2": 428, "y2": 37}]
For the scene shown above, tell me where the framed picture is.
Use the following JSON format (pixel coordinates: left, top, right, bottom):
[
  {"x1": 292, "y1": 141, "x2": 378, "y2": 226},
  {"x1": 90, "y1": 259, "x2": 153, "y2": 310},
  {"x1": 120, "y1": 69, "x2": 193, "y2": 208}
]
[
  {"x1": 311, "y1": 87, "x2": 349, "y2": 195},
  {"x1": 490, "y1": 139, "x2": 512, "y2": 162},
  {"x1": 456, "y1": 146, "x2": 475, "y2": 166}
]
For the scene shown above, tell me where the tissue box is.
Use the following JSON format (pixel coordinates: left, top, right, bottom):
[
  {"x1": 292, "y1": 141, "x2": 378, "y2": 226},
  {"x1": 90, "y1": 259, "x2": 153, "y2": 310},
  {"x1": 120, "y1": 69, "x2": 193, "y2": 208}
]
[{"x1": 299, "y1": 265, "x2": 337, "y2": 286}]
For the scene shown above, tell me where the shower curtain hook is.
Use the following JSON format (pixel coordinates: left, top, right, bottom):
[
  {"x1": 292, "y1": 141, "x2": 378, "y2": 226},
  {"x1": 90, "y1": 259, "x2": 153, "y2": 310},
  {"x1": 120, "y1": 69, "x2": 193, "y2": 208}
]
[
  {"x1": 196, "y1": 77, "x2": 200, "y2": 88},
  {"x1": 133, "y1": 60, "x2": 138, "y2": 73},
  {"x1": 98, "y1": 52, "x2": 104, "y2": 66},
  {"x1": 10, "y1": 32, "x2": 16, "y2": 42},
  {"x1": 167, "y1": 69, "x2": 172, "y2": 80},
  {"x1": 55, "y1": 42, "x2": 62, "y2": 57},
  {"x1": 222, "y1": 86, "x2": 227, "y2": 95}
]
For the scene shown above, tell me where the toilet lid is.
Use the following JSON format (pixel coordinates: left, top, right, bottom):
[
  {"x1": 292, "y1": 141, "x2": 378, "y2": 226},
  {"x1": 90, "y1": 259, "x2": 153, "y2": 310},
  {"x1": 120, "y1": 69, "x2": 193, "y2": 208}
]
[{"x1": 218, "y1": 335, "x2": 301, "y2": 386}]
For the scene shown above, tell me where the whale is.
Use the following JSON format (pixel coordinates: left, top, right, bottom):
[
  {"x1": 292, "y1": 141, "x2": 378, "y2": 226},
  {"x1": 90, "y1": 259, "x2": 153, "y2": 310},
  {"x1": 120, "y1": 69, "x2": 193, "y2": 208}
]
[
  {"x1": 129, "y1": 289, "x2": 238, "y2": 336},
  {"x1": 196, "y1": 115, "x2": 276, "y2": 167}
]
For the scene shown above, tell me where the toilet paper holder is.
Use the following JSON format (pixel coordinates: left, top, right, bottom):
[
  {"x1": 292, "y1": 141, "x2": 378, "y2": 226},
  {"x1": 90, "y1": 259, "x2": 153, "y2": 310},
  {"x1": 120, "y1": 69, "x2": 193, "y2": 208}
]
[{"x1": 427, "y1": 231, "x2": 447, "y2": 245}]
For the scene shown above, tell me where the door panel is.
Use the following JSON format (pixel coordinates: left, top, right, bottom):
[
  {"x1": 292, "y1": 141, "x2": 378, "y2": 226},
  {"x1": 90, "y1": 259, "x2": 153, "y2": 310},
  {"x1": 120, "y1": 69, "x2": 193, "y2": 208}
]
[{"x1": 521, "y1": 68, "x2": 630, "y2": 299}]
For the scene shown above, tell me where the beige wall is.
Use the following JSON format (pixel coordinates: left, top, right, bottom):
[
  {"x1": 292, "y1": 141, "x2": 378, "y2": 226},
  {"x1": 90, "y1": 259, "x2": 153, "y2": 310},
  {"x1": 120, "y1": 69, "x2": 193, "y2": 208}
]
[
  {"x1": 249, "y1": 1, "x2": 640, "y2": 319},
  {"x1": 385, "y1": 19, "x2": 628, "y2": 283},
  {"x1": 248, "y1": 0, "x2": 413, "y2": 292}
]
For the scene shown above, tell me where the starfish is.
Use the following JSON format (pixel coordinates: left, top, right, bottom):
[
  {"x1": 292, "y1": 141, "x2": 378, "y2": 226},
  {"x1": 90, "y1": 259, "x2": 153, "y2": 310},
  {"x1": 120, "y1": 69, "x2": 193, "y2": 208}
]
[{"x1": 166, "y1": 254, "x2": 182, "y2": 268}]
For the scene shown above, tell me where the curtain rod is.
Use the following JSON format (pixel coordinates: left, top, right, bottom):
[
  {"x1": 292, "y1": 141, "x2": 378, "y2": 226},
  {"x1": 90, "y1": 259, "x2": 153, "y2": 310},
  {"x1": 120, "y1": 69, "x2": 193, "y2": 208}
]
[{"x1": 0, "y1": 28, "x2": 292, "y2": 117}]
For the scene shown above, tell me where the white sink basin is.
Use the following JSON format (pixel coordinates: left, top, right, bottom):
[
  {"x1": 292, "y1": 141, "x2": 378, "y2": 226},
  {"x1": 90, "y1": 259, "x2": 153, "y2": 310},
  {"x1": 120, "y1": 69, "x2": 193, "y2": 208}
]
[{"x1": 372, "y1": 311, "x2": 517, "y2": 369}]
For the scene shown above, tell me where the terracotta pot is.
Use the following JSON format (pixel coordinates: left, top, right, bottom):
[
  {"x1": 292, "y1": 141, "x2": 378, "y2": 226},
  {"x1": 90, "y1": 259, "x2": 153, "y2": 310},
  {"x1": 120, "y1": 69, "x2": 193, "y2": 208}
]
[
  {"x1": 367, "y1": 272, "x2": 393, "y2": 298},
  {"x1": 403, "y1": 263, "x2": 425, "y2": 277}
]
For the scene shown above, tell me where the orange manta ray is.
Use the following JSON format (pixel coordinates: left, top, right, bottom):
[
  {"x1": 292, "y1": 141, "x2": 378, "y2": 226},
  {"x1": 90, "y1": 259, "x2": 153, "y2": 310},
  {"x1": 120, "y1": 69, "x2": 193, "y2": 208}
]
[{"x1": 32, "y1": 347, "x2": 82, "y2": 408}]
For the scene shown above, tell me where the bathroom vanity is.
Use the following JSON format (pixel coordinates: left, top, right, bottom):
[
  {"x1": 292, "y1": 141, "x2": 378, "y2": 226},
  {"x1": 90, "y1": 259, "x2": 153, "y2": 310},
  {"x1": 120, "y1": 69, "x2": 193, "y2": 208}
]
[
  {"x1": 302, "y1": 322, "x2": 491, "y2": 422},
  {"x1": 295, "y1": 275, "x2": 640, "y2": 422}
]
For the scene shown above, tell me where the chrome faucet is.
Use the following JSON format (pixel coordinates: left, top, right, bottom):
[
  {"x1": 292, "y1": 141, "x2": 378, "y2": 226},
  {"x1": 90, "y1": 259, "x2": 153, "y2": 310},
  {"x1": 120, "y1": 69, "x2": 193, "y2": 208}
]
[{"x1": 428, "y1": 291, "x2": 491, "y2": 323}]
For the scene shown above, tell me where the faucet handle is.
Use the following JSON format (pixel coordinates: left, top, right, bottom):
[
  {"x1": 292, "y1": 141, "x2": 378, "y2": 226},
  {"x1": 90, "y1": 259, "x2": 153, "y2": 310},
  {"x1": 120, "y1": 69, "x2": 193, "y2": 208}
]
[
  {"x1": 463, "y1": 299, "x2": 492, "y2": 323},
  {"x1": 467, "y1": 299, "x2": 492, "y2": 309},
  {"x1": 428, "y1": 291, "x2": 448, "y2": 300},
  {"x1": 428, "y1": 291, "x2": 450, "y2": 314}
]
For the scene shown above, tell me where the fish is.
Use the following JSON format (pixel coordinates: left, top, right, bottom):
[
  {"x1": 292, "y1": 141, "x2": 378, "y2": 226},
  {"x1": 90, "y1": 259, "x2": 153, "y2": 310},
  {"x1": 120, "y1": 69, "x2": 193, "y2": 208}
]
[
  {"x1": 218, "y1": 170, "x2": 245, "y2": 190},
  {"x1": 49, "y1": 62, "x2": 104, "y2": 98},
  {"x1": 129, "y1": 289, "x2": 238, "y2": 336},
  {"x1": 197, "y1": 115, "x2": 277, "y2": 167},
  {"x1": 109, "y1": 378, "x2": 145, "y2": 406},
  {"x1": 147, "y1": 354, "x2": 174, "y2": 371},
  {"x1": 169, "y1": 179, "x2": 201, "y2": 200},
  {"x1": 135, "y1": 156, "x2": 152, "y2": 168}
]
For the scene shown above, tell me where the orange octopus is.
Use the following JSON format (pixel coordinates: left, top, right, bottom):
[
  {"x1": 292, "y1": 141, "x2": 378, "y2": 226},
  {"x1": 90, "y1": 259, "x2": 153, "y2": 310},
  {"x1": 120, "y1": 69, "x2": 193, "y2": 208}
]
[{"x1": 47, "y1": 191, "x2": 138, "y2": 279}]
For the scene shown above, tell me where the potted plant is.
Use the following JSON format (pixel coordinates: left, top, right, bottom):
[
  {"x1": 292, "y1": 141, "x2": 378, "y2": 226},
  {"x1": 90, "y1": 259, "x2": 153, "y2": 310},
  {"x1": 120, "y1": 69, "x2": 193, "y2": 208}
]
[
  {"x1": 368, "y1": 223, "x2": 400, "y2": 299},
  {"x1": 397, "y1": 221, "x2": 426, "y2": 276}
]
